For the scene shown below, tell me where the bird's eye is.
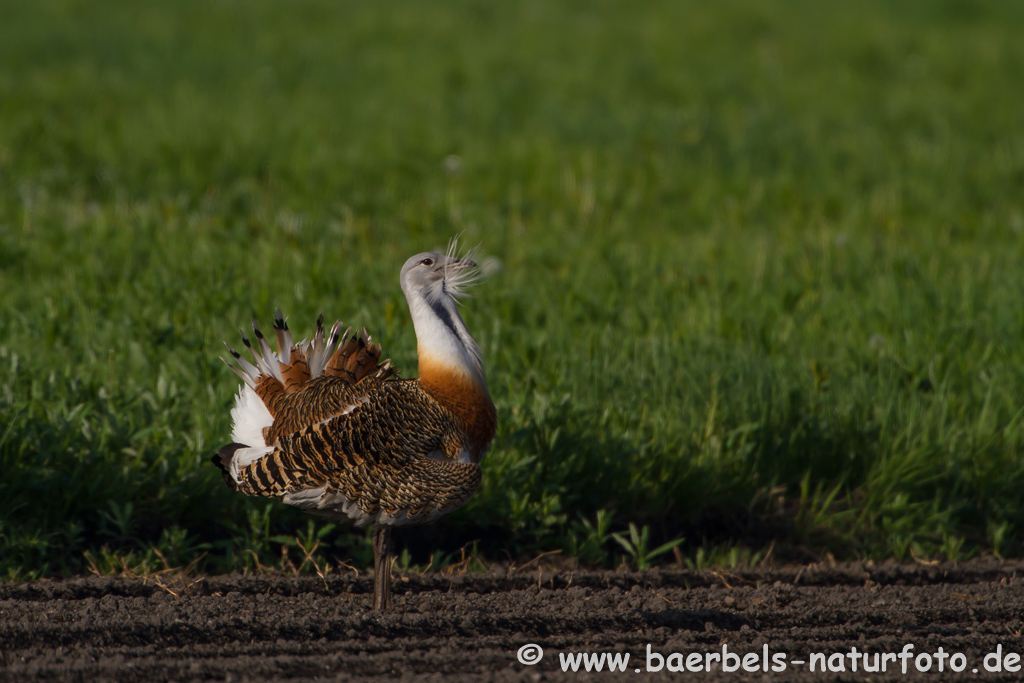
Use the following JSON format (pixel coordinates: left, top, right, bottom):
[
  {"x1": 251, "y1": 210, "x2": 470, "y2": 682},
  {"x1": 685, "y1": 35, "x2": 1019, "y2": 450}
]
[{"x1": 421, "y1": 258, "x2": 434, "y2": 266}]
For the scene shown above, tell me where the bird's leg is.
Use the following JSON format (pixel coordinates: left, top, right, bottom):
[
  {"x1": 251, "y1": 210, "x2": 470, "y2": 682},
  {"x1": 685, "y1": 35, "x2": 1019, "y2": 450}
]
[{"x1": 372, "y1": 525, "x2": 392, "y2": 611}]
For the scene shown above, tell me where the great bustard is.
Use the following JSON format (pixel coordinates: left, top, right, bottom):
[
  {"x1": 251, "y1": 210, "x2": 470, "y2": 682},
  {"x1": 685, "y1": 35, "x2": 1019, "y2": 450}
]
[{"x1": 213, "y1": 248, "x2": 496, "y2": 610}]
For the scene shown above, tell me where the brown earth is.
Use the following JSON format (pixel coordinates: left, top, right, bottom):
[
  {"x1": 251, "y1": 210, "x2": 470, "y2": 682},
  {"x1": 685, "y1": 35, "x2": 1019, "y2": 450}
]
[{"x1": 2, "y1": 558, "x2": 1023, "y2": 682}]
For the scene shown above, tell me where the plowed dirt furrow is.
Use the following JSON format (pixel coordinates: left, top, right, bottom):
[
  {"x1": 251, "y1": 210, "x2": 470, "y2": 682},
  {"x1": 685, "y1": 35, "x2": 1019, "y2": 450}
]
[{"x1": 2, "y1": 559, "x2": 1023, "y2": 682}]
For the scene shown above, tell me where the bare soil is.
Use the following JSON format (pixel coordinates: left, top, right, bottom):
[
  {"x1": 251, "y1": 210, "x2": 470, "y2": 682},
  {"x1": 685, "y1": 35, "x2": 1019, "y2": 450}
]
[{"x1": 2, "y1": 558, "x2": 1023, "y2": 682}]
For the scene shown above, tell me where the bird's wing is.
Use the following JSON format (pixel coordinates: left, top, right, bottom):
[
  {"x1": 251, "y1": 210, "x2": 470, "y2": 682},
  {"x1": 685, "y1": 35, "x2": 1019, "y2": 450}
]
[
  {"x1": 262, "y1": 362, "x2": 396, "y2": 445},
  {"x1": 219, "y1": 379, "x2": 481, "y2": 526}
]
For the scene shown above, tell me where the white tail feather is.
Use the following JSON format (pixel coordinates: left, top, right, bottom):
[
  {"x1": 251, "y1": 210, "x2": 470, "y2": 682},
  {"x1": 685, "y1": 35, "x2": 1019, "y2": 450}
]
[
  {"x1": 249, "y1": 321, "x2": 285, "y2": 383},
  {"x1": 230, "y1": 384, "x2": 273, "y2": 448},
  {"x1": 223, "y1": 343, "x2": 260, "y2": 388},
  {"x1": 273, "y1": 308, "x2": 293, "y2": 365},
  {"x1": 229, "y1": 445, "x2": 274, "y2": 483},
  {"x1": 306, "y1": 318, "x2": 345, "y2": 377}
]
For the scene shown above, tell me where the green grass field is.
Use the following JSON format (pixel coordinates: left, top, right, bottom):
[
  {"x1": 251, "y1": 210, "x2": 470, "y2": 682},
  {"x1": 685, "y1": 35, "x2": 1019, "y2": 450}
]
[{"x1": 2, "y1": 0, "x2": 1023, "y2": 580}]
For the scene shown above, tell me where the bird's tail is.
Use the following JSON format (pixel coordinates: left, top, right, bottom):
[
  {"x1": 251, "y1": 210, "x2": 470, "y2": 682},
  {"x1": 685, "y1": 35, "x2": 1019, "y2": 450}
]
[
  {"x1": 222, "y1": 310, "x2": 385, "y2": 420},
  {"x1": 214, "y1": 311, "x2": 393, "y2": 491},
  {"x1": 212, "y1": 443, "x2": 245, "y2": 490}
]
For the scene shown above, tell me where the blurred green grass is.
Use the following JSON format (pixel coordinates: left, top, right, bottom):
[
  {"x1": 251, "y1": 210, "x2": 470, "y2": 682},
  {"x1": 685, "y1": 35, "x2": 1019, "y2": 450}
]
[{"x1": 2, "y1": 0, "x2": 1023, "y2": 579}]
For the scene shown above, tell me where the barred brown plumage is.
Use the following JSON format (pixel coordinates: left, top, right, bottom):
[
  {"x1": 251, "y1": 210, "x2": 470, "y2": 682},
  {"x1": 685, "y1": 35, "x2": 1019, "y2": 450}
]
[{"x1": 213, "y1": 245, "x2": 496, "y2": 611}]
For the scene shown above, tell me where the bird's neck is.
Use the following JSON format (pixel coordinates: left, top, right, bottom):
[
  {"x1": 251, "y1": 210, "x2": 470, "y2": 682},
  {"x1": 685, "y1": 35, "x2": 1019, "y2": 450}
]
[{"x1": 407, "y1": 293, "x2": 496, "y2": 457}]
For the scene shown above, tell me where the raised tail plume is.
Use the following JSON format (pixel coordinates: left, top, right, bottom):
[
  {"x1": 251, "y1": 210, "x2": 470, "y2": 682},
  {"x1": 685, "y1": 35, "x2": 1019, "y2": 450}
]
[{"x1": 219, "y1": 312, "x2": 398, "y2": 453}]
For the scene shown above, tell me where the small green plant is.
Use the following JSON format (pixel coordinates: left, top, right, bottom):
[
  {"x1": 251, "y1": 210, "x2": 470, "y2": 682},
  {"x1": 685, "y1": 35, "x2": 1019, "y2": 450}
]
[
  {"x1": 155, "y1": 525, "x2": 205, "y2": 568},
  {"x1": 444, "y1": 542, "x2": 488, "y2": 575},
  {"x1": 394, "y1": 547, "x2": 414, "y2": 573},
  {"x1": 99, "y1": 501, "x2": 136, "y2": 542},
  {"x1": 333, "y1": 527, "x2": 375, "y2": 570},
  {"x1": 988, "y1": 520, "x2": 1010, "y2": 559},
  {"x1": 612, "y1": 523, "x2": 684, "y2": 570},
  {"x1": 793, "y1": 473, "x2": 851, "y2": 539},
  {"x1": 229, "y1": 503, "x2": 276, "y2": 572},
  {"x1": 273, "y1": 520, "x2": 336, "y2": 576},
  {"x1": 392, "y1": 546, "x2": 462, "y2": 575},
  {"x1": 686, "y1": 544, "x2": 766, "y2": 571},
  {"x1": 940, "y1": 534, "x2": 971, "y2": 562},
  {"x1": 565, "y1": 509, "x2": 615, "y2": 567},
  {"x1": 424, "y1": 549, "x2": 453, "y2": 573},
  {"x1": 83, "y1": 546, "x2": 162, "y2": 577}
]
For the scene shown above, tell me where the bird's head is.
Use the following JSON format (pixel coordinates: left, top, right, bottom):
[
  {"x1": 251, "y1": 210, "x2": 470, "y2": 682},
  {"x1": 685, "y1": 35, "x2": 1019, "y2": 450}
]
[
  {"x1": 400, "y1": 242, "x2": 493, "y2": 393},
  {"x1": 400, "y1": 248, "x2": 482, "y2": 306}
]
